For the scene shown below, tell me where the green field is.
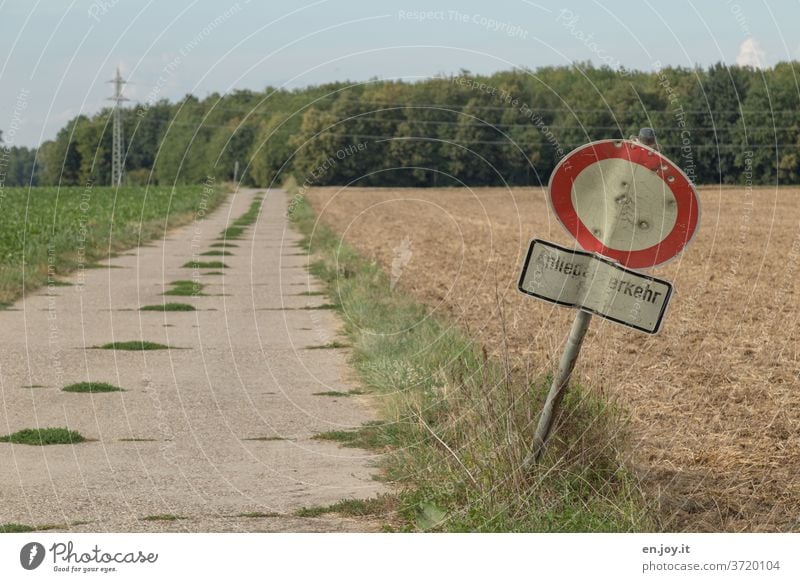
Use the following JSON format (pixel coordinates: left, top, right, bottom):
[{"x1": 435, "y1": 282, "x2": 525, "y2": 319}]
[{"x1": 0, "y1": 185, "x2": 227, "y2": 303}]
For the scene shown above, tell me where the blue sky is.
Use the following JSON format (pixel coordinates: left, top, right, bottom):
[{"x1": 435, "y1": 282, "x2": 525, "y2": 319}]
[{"x1": 1, "y1": 0, "x2": 796, "y2": 147}]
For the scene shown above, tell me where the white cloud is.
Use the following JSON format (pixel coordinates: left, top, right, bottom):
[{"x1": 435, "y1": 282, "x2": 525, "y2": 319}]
[{"x1": 736, "y1": 37, "x2": 766, "y2": 68}]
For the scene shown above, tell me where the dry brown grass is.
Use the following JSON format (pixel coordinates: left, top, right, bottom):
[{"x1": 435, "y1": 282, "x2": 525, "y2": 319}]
[{"x1": 305, "y1": 185, "x2": 800, "y2": 532}]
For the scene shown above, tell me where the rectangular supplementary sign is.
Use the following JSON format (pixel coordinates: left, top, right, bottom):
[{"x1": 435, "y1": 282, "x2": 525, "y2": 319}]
[{"x1": 517, "y1": 239, "x2": 673, "y2": 334}]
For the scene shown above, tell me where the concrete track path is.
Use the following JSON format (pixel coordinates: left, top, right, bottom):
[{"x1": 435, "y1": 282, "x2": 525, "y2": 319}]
[{"x1": 0, "y1": 188, "x2": 385, "y2": 532}]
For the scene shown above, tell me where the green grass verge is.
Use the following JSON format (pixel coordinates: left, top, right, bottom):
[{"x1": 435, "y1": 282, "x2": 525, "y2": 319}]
[
  {"x1": 200, "y1": 250, "x2": 233, "y2": 256},
  {"x1": 0, "y1": 428, "x2": 85, "y2": 445},
  {"x1": 62, "y1": 382, "x2": 123, "y2": 393},
  {"x1": 163, "y1": 280, "x2": 206, "y2": 296},
  {"x1": 210, "y1": 242, "x2": 238, "y2": 248},
  {"x1": 290, "y1": 194, "x2": 654, "y2": 533},
  {"x1": 96, "y1": 341, "x2": 171, "y2": 350},
  {"x1": 140, "y1": 303, "x2": 196, "y2": 312}
]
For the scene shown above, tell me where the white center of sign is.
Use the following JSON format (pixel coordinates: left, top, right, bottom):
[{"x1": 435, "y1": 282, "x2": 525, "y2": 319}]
[{"x1": 570, "y1": 158, "x2": 678, "y2": 252}]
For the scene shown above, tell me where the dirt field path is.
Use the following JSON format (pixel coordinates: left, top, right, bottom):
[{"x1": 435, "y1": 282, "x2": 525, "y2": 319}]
[{"x1": 0, "y1": 188, "x2": 385, "y2": 532}]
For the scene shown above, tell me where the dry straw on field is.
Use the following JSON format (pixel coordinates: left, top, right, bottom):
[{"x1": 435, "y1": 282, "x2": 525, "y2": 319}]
[{"x1": 306, "y1": 185, "x2": 800, "y2": 532}]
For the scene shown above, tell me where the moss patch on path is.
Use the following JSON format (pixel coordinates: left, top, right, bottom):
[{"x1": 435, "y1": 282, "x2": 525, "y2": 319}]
[
  {"x1": 63, "y1": 382, "x2": 123, "y2": 393},
  {"x1": 218, "y1": 196, "x2": 263, "y2": 240},
  {"x1": 0, "y1": 523, "x2": 61, "y2": 533},
  {"x1": 305, "y1": 340, "x2": 350, "y2": 350},
  {"x1": 182, "y1": 261, "x2": 228, "y2": 269},
  {"x1": 140, "y1": 303, "x2": 196, "y2": 312},
  {"x1": 295, "y1": 497, "x2": 392, "y2": 518},
  {"x1": 163, "y1": 280, "x2": 206, "y2": 296},
  {"x1": 141, "y1": 514, "x2": 185, "y2": 522},
  {"x1": 0, "y1": 428, "x2": 85, "y2": 445},
  {"x1": 313, "y1": 390, "x2": 364, "y2": 397},
  {"x1": 96, "y1": 341, "x2": 171, "y2": 351}
]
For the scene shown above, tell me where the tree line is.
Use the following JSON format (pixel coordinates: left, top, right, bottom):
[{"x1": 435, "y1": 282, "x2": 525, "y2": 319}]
[{"x1": 2, "y1": 62, "x2": 798, "y2": 189}]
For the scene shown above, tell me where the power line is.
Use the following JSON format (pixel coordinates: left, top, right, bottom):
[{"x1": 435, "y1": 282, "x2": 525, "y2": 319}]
[
  {"x1": 285, "y1": 132, "x2": 800, "y2": 149},
  {"x1": 112, "y1": 115, "x2": 800, "y2": 149},
  {"x1": 152, "y1": 98, "x2": 800, "y2": 116},
  {"x1": 285, "y1": 117, "x2": 800, "y2": 132},
  {"x1": 121, "y1": 110, "x2": 800, "y2": 133}
]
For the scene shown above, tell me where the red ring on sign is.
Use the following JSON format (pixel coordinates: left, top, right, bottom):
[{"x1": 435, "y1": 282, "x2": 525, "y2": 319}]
[{"x1": 548, "y1": 140, "x2": 700, "y2": 269}]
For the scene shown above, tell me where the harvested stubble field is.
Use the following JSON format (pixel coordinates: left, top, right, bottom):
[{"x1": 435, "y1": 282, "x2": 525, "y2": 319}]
[{"x1": 305, "y1": 185, "x2": 800, "y2": 532}]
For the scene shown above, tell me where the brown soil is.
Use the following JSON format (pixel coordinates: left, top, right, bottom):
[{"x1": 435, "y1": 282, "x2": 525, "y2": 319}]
[{"x1": 305, "y1": 185, "x2": 800, "y2": 532}]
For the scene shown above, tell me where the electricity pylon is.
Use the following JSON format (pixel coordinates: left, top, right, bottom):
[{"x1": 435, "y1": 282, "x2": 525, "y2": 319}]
[{"x1": 107, "y1": 66, "x2": 128, "y2": 187}]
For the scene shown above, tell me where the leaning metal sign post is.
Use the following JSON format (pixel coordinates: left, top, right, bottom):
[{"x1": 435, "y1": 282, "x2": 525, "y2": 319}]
[{"x1": 519, "y1": 134, "x2": 700, "y2": 466}]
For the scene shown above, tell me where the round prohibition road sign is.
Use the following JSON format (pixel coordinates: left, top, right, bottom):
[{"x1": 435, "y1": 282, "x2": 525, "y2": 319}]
[{"x1": 548, "y1": 139, "x2": 700, "y2": 269}]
